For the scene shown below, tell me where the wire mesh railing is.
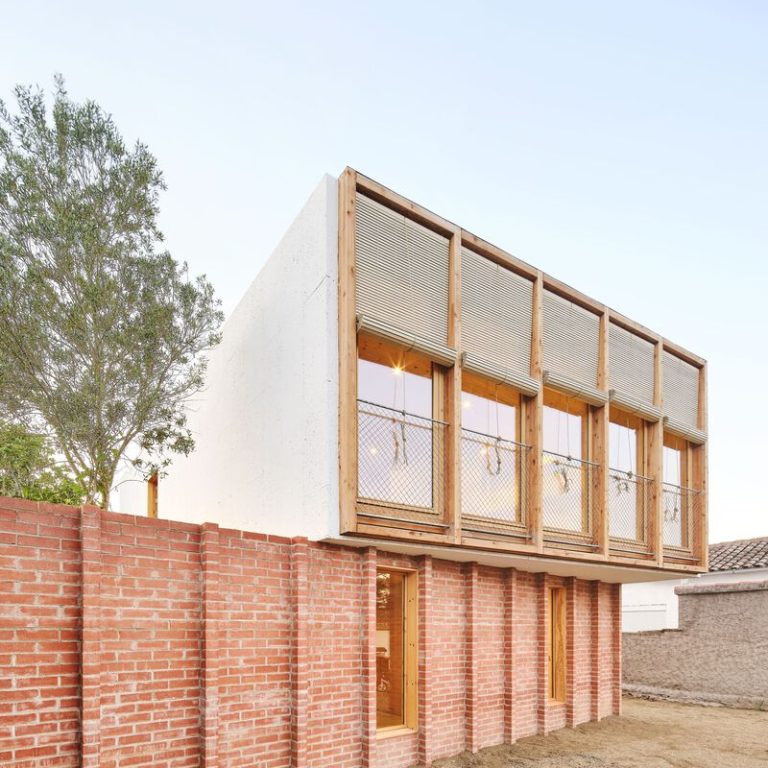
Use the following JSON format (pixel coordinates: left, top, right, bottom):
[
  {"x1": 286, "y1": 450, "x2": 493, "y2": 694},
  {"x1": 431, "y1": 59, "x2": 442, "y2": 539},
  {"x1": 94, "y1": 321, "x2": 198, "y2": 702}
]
[
  {"x1": 542, "y1": 451, "x2": 596, "y2": 539},
  {"x1": 357, "y1": 399, "x2": 446, "y2": 519},
  {"x1": 460, "y1": 428, "x2": 529, "y2": 532},
  {"x1": 662, "y1": 482, "x2": 702, "y2": 553},
  {"x1": 608, "y1": 469, "x2": 652, "y2": 550}
]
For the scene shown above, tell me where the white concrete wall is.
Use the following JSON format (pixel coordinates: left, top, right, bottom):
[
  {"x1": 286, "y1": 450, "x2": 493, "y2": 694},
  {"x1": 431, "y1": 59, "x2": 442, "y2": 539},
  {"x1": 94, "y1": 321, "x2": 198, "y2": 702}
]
[
  {"x1": 622, "y1": 566, "x2": 768, "y2": 631},
  {"x1": 119, "y1": 175, "x2": 340, "y2": 540}
]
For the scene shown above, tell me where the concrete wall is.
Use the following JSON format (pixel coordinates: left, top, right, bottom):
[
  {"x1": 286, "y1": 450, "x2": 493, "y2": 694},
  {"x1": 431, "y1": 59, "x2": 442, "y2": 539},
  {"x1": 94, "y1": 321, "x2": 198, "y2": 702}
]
[
  {"x1": 0, "y1": 496, "x2": 622, "y2": 768},
  {"x1": 623, "y1": 580, "x2": 768, "y2": 707},
  {"x1": 119, "y1": 175, "x2": 339, "y2": 540}
]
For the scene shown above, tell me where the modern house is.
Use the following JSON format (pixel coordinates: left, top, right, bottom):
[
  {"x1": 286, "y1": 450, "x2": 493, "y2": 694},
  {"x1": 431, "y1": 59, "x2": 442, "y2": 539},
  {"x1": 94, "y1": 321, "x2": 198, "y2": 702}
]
[
  {"x1": 118, "y1": 168, "x2": 709, "y2": 766},
  {"x1": 623, "y1": 536, "x2": 767, "y2": 631}
]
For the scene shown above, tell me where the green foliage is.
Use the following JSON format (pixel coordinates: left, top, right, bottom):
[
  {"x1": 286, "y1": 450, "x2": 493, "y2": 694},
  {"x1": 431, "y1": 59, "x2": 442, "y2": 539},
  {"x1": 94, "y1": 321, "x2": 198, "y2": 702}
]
[
  {"x1": 0, "y1": 77, "x2": 223, "y2": 508},
  {"x1": 0, "y1": 423, "x2": 86, "y2": 505}
]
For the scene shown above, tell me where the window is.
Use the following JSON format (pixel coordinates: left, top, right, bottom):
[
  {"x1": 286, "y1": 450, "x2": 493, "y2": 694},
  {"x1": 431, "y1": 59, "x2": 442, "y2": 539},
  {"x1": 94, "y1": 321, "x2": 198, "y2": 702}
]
[
  {"x1": 357, "y1": 335, "x2": 443, "y2": 513},
  {"x1": 542, "y1": 390, "x2": 590, "y2": 534},
  {"x1": 547, "y1": 586, "x2": 566, "y2": 701},
  {"x1": 376, "y1": 569, "x2": 417, "y2": 730},
  {"x1": 663, "y1": 433, "x2": 690, "y2": 548},
  {"x1": 608, "y1": 410, "x2": 646, "y2": 543},
  {"x1": 460, "y1": 372, "x2": 524, "y2": 526}
]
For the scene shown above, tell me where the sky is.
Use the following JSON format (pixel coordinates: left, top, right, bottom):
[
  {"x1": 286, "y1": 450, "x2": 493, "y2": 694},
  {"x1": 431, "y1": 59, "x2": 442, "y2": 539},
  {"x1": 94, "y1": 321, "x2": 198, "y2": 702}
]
[{"x1": 2, "y1": 1, "x2": 766, "y2": 543}]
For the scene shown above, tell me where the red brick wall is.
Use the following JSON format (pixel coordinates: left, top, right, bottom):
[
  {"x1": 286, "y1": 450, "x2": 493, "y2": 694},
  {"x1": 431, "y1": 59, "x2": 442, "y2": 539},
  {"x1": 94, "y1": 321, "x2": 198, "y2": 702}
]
[{"x1": 0, "y1": 498, "x2": 621, "y2": 768}]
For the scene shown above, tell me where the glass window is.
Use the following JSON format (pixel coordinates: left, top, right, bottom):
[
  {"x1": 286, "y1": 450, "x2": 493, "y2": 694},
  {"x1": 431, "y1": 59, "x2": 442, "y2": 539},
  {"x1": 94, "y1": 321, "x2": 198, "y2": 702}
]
[
  {"x1": 663, "y1": 436, "x2": 687, "y2": 547},
  {"x1": 460, "y1": 380, "x2": 521, "y2": 524},
  {"x1": 376, "y1": 570, "x2": 416, "y2": 730},
  {"x1": 542, "y1": 393, "x2": 588, "y2": 533},
  {"x1": 608, "y1": 413, "x2": 643, "y2": 541},
  {"x1": 357, "y1": 353, "x2": 434, "y2": 508}
]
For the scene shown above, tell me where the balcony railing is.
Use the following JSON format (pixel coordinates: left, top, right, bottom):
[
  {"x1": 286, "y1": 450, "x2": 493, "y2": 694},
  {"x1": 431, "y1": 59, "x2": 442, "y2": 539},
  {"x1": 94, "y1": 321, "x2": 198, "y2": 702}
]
[
  {"x1": 662, "y1": 482, "x2": 703, "y2": 554},
  {"x1": 608, "y1": 469, "x2": 652, "y2": 553},
  {"x1": 357, "y1": 399, "x2": 446, "y2": 523},
  {"x1": 460, "y1": 427, "x2": 529, "y2": 535},
  {"x1": 542, "y1": 451, "x2": 597, "y2": 542}
]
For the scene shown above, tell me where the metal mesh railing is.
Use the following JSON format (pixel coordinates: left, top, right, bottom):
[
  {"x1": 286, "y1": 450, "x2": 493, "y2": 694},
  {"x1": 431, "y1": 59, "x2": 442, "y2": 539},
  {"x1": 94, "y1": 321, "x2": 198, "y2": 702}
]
[
  {"x1": 460, "y1": 428, "x2": 529, "y2": 530},
  {"x1": 542, "y1": 451, "x2": 596, "y2": 538},
  {"x1": 357, "y1": 399, "x2": 445, "y2": 516},
  {"x1": 608, "y1": 469, "x2": 652, "y2": 549},
  {"x1": 662, "y1": 482, "x2": 702, "y2": 553}
]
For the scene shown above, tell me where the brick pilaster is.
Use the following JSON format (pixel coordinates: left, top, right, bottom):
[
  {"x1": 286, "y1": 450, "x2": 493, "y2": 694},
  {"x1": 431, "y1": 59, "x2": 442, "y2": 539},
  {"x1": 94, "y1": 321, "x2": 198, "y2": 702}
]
[
  {"x1": 80, "y1": 505, "x2": 102, "y2": 768},
  {"x1": 590, "y1": 581, "x2": 601, "y2": 720},
  {"x1": 612, "y1": 584, "x2": 622, "y2": 716},
  {"x1": 417, "y1": 555, "x2": 433, "y2": 767},
  {"x1": 290, "y1": 538, "x2": 310, "y2": 768},
  {"x1": 361, "y1": 547, "x2": 377, "y2": 768},
  {"x1": 536, "y1": 573, "x2": 547, "y2": 734},
  {"x1": 200, "y1": 523, "x2": 220, "y2": 767},
  {"x1": 464, "y1": 562, "x2": 479, "y2": 753},
  {"x1": 503, "y1": 568, "x2": 516, "y2": 744},
  {"x1": 565, "y1": 577, "x2": 576, "y2": 727}
]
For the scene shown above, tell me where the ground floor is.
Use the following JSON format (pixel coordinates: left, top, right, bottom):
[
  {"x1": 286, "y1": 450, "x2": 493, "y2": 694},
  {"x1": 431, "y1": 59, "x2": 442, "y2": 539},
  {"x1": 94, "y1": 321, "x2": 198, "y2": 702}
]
[
  {"x1": 433, "y1": 698, "x2": 768, "y2": 768},
  {"x1": 0, "y1": 497, "x2": 621, "y2": 768}
]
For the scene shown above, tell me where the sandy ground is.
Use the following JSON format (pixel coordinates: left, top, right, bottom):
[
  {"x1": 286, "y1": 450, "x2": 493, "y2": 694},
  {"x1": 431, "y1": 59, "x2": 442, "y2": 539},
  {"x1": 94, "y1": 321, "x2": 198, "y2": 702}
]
[{"x1": 432, "y1": 698, "x2": 768, "y2": 768}]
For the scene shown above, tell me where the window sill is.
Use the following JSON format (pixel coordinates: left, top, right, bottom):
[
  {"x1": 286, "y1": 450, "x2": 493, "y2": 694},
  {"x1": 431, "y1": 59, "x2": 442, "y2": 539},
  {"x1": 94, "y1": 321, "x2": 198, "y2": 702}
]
[{"x1": 376, "y1": 726, "x2": 417, "y2": 740}]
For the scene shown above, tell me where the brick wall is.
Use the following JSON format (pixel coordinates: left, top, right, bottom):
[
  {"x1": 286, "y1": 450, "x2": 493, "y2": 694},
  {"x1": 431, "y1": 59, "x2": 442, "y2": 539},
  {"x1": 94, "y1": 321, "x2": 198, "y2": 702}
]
[
  {"x1": 623, "y1": 581, "x2": 768, "y2": 707},
  {"x1": 0, "y1": 498, "x2": 621, "y2": 768}
]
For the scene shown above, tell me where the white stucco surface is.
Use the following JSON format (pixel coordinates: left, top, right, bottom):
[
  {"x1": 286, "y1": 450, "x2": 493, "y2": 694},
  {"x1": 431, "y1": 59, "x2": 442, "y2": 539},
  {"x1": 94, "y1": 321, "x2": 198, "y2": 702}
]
[{"x1": 119, "y1": 175, "x2": 340, "y2": 539}]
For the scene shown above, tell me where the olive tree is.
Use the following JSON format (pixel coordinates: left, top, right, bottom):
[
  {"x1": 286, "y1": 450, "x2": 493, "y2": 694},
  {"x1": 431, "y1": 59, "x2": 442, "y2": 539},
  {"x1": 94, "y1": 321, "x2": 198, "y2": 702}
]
[{"x1": 0, "y1": 77, "x2": 223, "y2": 508}]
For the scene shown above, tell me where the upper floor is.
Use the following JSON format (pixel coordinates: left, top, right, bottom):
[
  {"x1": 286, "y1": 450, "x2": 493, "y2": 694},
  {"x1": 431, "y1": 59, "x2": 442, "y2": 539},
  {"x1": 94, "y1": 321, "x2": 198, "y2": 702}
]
[
  {"x1": 117, "y1": 171, "x2": 707, "y2": 582},
  {"x1": 338, "y1": 168, "x2": 707, "y2": 576}
]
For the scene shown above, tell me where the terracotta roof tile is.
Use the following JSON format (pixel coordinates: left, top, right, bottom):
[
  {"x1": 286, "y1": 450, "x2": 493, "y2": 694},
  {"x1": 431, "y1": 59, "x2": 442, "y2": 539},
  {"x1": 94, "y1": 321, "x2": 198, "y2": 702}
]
[{"x1": 708, "y1": 537, "x2": 768, "y2": 572}]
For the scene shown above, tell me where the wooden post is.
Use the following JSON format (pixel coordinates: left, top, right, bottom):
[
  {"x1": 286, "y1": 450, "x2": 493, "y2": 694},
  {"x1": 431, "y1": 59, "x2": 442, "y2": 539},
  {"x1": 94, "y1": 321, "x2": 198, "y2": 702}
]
[
  {"x1": 528, "y1": 272, "x2": 544, "y2": 552},
  {"x1": 594, "y1": 311, "x2": 610, "y2": 557},
  {"x1": 651, "y1": 339, "x2": 664, "y2": 566},
  {"x1": 338, "y1": 169, "x2": 358, "y2": 535},
  {"x1": 695, "y1": 362, "x2": 709, "y2": 568},
  {"x1": 447, "y1": 230, "x2": 463, "y2": 543}
]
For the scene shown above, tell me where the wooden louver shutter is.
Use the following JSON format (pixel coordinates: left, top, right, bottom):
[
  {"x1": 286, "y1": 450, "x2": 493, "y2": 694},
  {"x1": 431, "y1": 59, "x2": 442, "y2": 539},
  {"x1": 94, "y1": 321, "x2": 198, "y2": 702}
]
[
  {"x1": 355, "y1": 193, "x2": 452, "y2": 359},
  {"x1": 542, "y1": 290, "x2": 605, "y2": 404},
  {"x1": 608, "y1": 323, "x2": 660, "y2": 421},
  {"x1": 460, "y1": 248, "x2": 538, "y2": 395},
  {"x1": 662, "y1": 351, "x2": 705, "y2": 443}
]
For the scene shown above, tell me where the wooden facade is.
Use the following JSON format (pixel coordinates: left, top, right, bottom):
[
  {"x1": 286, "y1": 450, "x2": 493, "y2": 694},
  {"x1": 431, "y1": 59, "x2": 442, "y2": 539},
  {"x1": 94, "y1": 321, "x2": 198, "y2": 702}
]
[{"x1": 338, "y1": 168, "x2": 707, "y2": 575}]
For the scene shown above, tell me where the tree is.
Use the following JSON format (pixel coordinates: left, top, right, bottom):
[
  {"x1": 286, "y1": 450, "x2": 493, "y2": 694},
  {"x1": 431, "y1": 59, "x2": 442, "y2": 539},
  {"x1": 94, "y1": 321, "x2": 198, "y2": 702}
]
[
  {"x1": 0, "y1": 77, "x2": 223, "y2": 509},
  {"x1": 0, "y1": 422, "x2": 86, "y2": 505}
]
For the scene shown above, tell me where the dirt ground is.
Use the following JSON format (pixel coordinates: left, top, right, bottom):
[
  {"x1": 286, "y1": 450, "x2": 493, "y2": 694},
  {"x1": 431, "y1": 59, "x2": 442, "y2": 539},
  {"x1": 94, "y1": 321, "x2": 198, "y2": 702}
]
[{"x1": 432, "y1": 698, "x2": 768, "y2": 768}]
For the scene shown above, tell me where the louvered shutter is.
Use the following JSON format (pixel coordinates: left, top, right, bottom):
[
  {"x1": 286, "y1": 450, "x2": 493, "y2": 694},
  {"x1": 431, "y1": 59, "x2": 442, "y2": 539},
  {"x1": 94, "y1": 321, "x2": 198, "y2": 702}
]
[
  {"x1": 355, "y1": 194, "x2": 452, "y2": 359},
  {"x1": 542, "y1": 290, "x2": 605, "y2": 404},
  {"x1": 460, "y1": 248, "x2": 538, "y2": 395},
  {"x1": 662, "y1": 352, "x2": 705, "y2": 443},
  {"x1": 608, "y1": 323, "x2": 660, "y2": 421}
]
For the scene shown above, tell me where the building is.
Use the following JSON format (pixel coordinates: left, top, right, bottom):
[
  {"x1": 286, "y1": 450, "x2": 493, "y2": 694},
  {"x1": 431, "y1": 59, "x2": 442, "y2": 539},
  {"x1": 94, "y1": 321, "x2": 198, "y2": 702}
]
[
  {"x1": 623, "y1": 537, "x2": 768, "y2": 631},
  {"x1": 116, "y1": 168, "x2": 709, "y2": 766}
]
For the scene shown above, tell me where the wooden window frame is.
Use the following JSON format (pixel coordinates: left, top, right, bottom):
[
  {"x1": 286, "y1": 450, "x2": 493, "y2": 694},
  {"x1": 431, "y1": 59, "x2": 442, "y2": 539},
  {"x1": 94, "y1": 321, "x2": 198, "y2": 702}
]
[
  {"x1": 547, "y1": 585, "x2": 567, "y2": 702},
  {"x1": 662, "y1": 432, "x2": 694, "y2": 551},
  {"x1": 357, "y1": 333, "x2": 448, "y2": 522},
  {"x1": 376, "y1": 567, "x2": 418, "y2": 736}
]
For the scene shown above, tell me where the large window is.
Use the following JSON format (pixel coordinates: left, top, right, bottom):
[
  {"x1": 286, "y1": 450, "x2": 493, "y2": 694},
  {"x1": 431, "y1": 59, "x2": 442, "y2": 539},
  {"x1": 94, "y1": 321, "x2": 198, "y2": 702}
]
[
  {"x1": 608, "y1": 410, "x2": 647, "y2": 544},
  {"x1": 547, "y1": 586, "x2": 566, "y2": 701},
  {"x1": 376, "y1": 569, "x2": 417, "y2": 731},
  {"x1": 663, "y1": 433, "x2": 690, "y2": 548},
  {"x1": 460, "y1": 373, "x2": 525, "y2": 526},
  {"x1": 357, "y1": 336, "x2": 438, "y2": 511},
  {"x1": 542, "y1": 391, "x2": 590, "y2": 534}
]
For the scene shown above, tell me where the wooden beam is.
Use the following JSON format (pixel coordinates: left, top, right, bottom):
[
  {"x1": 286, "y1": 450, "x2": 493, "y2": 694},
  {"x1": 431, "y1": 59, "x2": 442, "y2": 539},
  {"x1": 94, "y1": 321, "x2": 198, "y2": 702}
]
[
  {"x1": 594, "y1": 311, "x2": 610, "y2": 556},
  {"x1": 695, "y1": 362, "x2": 709, "y2": 569},
  {"x1": 651, "y1": 336, "x2": 664, "y2": 566},
  {"x1": 338, "y1": 168, "x2": 358, "y2": 535},
  {"x1": 446, "y1": 229, "x2": 463, "y2": 544}
]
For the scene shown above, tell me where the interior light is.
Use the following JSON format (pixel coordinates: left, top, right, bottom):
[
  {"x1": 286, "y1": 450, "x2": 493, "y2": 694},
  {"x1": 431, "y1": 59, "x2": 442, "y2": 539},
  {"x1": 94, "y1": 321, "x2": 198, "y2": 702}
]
[
  {"x1": 392, "y1": 365, "x2": 403, "y2": 376},
  {"x1": 369, "y1": 446, "x2": 379, "y2": 456},
  {"x1": 462, "y1": 399, "x2": 472, "y2": 409}
]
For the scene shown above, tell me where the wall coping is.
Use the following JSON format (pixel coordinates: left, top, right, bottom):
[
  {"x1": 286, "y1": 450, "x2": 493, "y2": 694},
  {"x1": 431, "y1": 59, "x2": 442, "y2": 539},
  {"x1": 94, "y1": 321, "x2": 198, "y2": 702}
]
[{"x1": 675, "y1": 580, "x2": 768, "y2": 596}]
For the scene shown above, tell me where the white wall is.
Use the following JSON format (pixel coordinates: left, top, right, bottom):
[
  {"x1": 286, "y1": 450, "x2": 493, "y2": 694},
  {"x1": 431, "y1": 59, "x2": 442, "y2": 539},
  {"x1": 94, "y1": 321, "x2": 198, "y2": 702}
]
[
  {"x1": 622, "y1": 566, "x2": 768, "y2": 631},
  {"x1": 119, "y1": 175, "x2": 340, "y2": 540}
]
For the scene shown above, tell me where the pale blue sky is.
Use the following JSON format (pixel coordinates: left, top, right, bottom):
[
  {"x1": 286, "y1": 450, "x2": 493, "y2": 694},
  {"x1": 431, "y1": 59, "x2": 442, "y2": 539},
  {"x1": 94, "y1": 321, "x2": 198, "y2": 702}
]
[{"x1": 2, "y1": 1, "x2": 766, "y2": 542}]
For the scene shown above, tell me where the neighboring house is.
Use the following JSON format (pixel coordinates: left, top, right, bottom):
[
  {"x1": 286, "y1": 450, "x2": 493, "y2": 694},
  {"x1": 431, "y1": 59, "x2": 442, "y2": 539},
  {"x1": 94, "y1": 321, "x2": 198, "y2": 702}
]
[
  {"x1": 118, "y1": 169, "x2": 709, "y2": 764},
  {"x1": 623, "y1": 536, "x2": 768, "y2": 631}
]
